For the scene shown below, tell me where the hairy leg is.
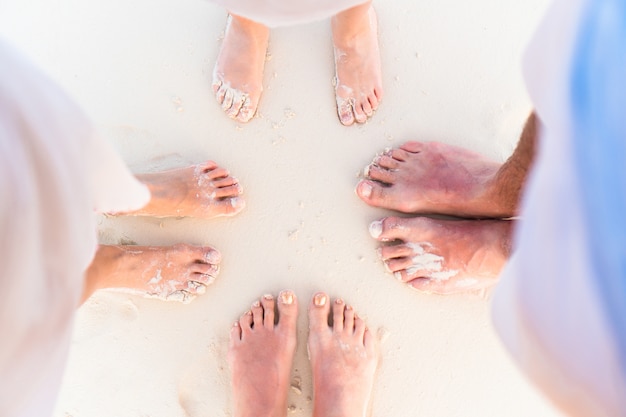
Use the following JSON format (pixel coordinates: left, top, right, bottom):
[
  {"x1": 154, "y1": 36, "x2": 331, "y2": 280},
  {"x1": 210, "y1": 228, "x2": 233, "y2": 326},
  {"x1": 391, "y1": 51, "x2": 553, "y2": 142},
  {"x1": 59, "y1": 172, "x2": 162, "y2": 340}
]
[
  {"x1": 213, "y1": 14, "x2": 269, "y2": 123},
  {"x1": 229, "y1": 291, "x2": 298, "y2": 417},
  {"x1": 357, "y1": 113, "x2": 538, "y2": 217},
  {"x1": 332, "y1": 1, "x2": 383, "y2": 126},
  {"x1": 308, "y1": 292, "x2": 379, "y2": 417},
  {"x1": 120, "y1": 160, "x2": 244, "y2": 218},
  {"x1": 369, "y1": 216, "x2": 512, "y2": 294},
  {"x1": 82, "y1": 243, "x2": 221, "y2": 303}
]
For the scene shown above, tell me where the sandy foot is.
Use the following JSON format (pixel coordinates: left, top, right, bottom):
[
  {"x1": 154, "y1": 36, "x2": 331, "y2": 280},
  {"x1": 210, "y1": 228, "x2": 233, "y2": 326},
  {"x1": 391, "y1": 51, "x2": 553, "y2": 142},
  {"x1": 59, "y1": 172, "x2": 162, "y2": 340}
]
[
  {"x1": 212, "y1": 14, "x2": 269, "y2": 123},
  {"x1": 85, "y1": 244, "x2": 221, "y2": 303},
  {"x1": 229, "y1": 291, "x2": 298, "y2": 417},
  {"x1": 332, "y1": 3, "x2": 383, "y2": 126},
  {"x1": 369, "y1": 216, "x2": 512, "y2": 294},
  {"x1": 356, "y1": 141, "x2": 512, "y2": 218},
  {"x1": 308, "y1": 293, "x2": 379, "y2": 417},
  {"x1": 128, "y1": 160, "x2": 245, "y2": 218}
]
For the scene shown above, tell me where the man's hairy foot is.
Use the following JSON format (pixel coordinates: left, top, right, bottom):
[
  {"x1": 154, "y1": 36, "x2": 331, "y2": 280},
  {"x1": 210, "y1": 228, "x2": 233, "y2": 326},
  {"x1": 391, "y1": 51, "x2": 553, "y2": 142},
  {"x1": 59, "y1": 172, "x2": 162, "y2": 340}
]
[
  {"x1": 127, "y1": 160, "x2": 244, "y2": 218},
  {"x1": 356, "y1": 141, "x2": 514, "y2": 218},
  {"x1": 369, "y1": 216, "x2": 512, "y2": 294},
  {"x1": 332, "y1": 2, "x2": 383, "y2": 126},
  {"x1": 213, "y1": 14, "x2": 269, "y2": 123},
  {"x1": 229, "y1": 291, "x2": 298, "y2": 417},
  {"x1": 84, "y1": 244, "x2": 221, "y2": 303},
  {"x1": 308, "y1": 293, "x2": 379, "y2": 417}
]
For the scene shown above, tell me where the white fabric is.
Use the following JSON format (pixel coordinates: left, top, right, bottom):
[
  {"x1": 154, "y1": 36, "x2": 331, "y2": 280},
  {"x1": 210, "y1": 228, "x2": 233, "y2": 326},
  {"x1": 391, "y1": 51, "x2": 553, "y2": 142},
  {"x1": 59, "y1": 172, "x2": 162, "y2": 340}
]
[
  {"x1": 492, "y1": 0, "x2": 626, "y2": 415},
  {"x1": 208, "y1": 0, "x2": 369, "y2": 27},
  {"x1": 0, "y1": 39, "x2": 150, "y2": 417}
]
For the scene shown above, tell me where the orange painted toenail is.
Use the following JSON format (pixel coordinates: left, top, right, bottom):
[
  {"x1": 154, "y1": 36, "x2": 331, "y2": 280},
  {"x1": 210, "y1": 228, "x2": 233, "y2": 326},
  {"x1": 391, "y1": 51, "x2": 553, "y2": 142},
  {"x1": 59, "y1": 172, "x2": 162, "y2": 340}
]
[
  {"x1": 314, "y1": 293, "x2": 327, "y2": 306},
  {"x1": 280, "y1": 291, "x2": 294, "y2": 305}
]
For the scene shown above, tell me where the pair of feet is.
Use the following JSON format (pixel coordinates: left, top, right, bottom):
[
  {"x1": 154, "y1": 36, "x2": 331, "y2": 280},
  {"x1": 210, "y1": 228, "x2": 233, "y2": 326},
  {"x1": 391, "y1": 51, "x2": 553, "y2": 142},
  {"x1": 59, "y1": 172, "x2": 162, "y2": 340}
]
[
  {"x1": 212, "y1": 2, "x2": 383, "y2": 125},
  {"x1": 84, "y1": 161, "x2": 245, "y2": 303},
  {"x1": 230, "y1": 290, "x2": 378, "y2": 417},
  {"x1": 355, "y1": 141, "x2": 515, "y2": 294}
]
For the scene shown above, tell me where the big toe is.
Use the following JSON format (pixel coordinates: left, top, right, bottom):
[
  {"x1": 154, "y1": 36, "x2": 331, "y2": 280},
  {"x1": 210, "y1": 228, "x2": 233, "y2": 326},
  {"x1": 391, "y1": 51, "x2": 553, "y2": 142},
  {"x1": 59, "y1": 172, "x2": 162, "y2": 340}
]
[
  {"x1": 337, "y1": 98, "x2": 356, "y2": 126},
  {"x1": 368, "y1": 216, "x2": 411, "y2": 242},
  {"x1": 276, "y1": 290, "x2": 298, "y2": 331},
  {"x1": 308, "y1": 292, "x2": 331, "y2": 330}
]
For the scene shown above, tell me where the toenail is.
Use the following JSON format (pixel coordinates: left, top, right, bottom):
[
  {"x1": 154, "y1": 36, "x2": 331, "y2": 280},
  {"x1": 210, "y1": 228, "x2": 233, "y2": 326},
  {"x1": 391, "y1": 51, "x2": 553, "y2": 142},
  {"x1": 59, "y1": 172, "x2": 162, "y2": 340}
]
[
  {"x1": 394, "y1": 271, "x2": 403, "y2": 281},
  {"x1": 246, "y1": 310, "x2": 252, "y2": 316},
  {"x1": 376, "y1": 247, "x2": 383, "y2": 258},
  {"x1": 369, "y1": 220, "x2": 383, "y2": 238},
  {"x1": 280, "y1": 291, "x2": 294, "y2": 305},
  {"x1": 346, "y1": 305, "x2": 353, "y2": 311},
  {"x1": 363, "y1": 165, "x2": 371, "y2": 177},
  {"x1": 233, "y1": 322, "x2": 239, "y2": 327},
  {"x1": 205, "y1": 250, "x2": 222, "y2": 264},
  {"x1": 252, "y1": 300, "x2": 260, "y2": 307},
  {"x1": 314, "y1": 293, "x2": 327, "y2": 306},
  {"x1": 335, "y1": 298, "x2": 344, "y2": 305},
  {"x1": 263, "y1": 294, "x2": 273, "y2": 300},
  {"x1": 360, "y1": 182, "x2": 372, "y2": 198}
]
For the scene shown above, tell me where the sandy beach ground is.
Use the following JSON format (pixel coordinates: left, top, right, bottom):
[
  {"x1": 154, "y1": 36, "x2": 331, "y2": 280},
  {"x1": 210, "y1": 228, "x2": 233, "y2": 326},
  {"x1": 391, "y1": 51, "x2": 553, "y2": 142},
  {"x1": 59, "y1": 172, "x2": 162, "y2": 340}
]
[{"x1": 0, "y1": 0, "x2": 564, "y2": 415}]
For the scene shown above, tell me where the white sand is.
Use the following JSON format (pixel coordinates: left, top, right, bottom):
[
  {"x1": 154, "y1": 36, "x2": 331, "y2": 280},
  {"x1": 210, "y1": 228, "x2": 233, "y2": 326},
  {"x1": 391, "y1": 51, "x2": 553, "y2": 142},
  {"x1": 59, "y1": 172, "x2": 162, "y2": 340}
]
[{"x1": 0, "y1": 0, "x2": 564, "y2": 415}]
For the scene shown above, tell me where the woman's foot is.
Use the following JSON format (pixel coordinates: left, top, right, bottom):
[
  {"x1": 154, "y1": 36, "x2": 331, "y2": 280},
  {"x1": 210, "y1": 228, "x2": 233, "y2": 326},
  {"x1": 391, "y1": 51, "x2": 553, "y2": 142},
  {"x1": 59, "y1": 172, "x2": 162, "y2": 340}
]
[
  {"x1": 229, "y1": 291, "x2": 298, "y2": 417},
  {"x1": 213, "y1": 14, "x2": 269, "y2": 123},
  {"x1": 308, "y1": 292, "x2": 379, "y2": 417}
]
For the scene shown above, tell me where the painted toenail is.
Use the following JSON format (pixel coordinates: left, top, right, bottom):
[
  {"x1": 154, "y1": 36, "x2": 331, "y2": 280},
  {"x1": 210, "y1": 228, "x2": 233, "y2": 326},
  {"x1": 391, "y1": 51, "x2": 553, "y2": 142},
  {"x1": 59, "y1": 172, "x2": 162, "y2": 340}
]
[
  {"x1": 280, "y1": 291, "x2": 294, "y2": 305},
  {"x1": 369, "y1": 220, "x2": 383, "y2": 238},
  {"x1": 360, "y1": 182, "x2": 373, "y2": 198},
  {"x1": 314, "y1": 293, "x2": 327, "y2": 306}
]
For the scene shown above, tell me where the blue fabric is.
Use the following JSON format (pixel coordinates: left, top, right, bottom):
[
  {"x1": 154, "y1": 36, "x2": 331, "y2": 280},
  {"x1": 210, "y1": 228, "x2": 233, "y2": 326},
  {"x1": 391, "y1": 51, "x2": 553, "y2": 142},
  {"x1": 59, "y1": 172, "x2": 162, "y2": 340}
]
[{"x1": 570, "y1": 0, "x2": 626, "y2": 371}]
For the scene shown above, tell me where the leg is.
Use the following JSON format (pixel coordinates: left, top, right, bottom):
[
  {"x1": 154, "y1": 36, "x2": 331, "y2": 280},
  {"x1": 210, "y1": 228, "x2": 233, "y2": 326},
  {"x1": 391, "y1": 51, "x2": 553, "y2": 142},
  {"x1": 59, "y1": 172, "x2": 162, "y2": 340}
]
[
  {"x1": 369, "y1": 216, "x2": 512, "y2": 294},
  {"x1": 356, "y1": 113, "x2": 539, "y2": 217},
  {"x1": 229, "y1": 291, "x2": 298, "y2": 417},
  {"x1": 82, "y1": 243, "x2": 221, "y2": 303},
  {"x1": 332, "y1": 1, "x2": 383, "y2": 126},
  {"x1": 308, "y1": 293, "x2": 379, "y2": 417},
  {"x1": 120, "y1": 160, "x2": 245, "y2": 218},
  {"x1": 212, "y1": 14, "x2": 269, "y2": 123}
]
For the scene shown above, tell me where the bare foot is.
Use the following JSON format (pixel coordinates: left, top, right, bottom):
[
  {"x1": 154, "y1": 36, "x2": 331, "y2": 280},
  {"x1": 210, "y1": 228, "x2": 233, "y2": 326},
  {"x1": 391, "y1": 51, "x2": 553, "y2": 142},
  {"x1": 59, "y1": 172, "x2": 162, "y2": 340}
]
[
  {"x1": 308, "y1": 293, "x2": 379, "y2": 417},
  {"x1": 124, "y1": 161, "x2": 244, "y2": 218},
  {"x1": 332, "y1": 2, "x2": 383, "y2": 126},
  {"x1": 83, "y1": 244, "x2": 221, "y2": 303},
  {"x1": 213, "y1": 14, "x2": 269, "y2": 123},
  {"x1": 369, "y1": 216, "x2": 512, "y2": 294},
  {"x1": 356, "y1": 141, "x2": 514, "y2": 218},
  {"x1": 229, "y1": 291, "x2": 298, "y2": 417}
]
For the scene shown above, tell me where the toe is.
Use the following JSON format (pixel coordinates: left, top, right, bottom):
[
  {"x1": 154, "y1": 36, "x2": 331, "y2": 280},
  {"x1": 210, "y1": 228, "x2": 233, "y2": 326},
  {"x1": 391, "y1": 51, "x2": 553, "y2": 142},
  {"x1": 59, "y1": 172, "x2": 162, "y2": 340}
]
[
  {"x1": 384, "y1": 257, "x2": 414, "y2": 274},
  {"x1": 222, "y1": 89, "x2": 235, "y2": 111},
  {"x1": 229, "y1": 321, "x2": 242, "y2": 343},
  {"x1": 369, "y1": 216, "x2": 411, "y2": 242},
  {"x1": 261, "y1": 294, "x2": 275, "y2": 329},
  {"x1": 332, "y1": 298, "x2": 346, "y2": 333},
  {"x1": 277, "y1": 290, "x2": 298, "y2": 331},
  {"x1": 390, "y1": 148, "x2": 412, "y2": 161},
  {"x1": 213, "y1": 184, "x2": 243, "y2": 199},
  {"x1": 227, "y1": 96, "x2": 245, "y2": 119},
  {"x1": 368, "y1": 92, "x2": 380, "y2": 111},
  {"x1": 203, "y1": 247, "x2": 222, "y2": 265},
  {"x1": 198, "y1": 160, "x2": 219, "y2": 172},
  {"x1": 236, "y1": 97, "x2": 257, "y2": 123},
  {"x1": 366, "y1": 164, "x2": 395, "y2": 184},
  {"x1": 354, "y1": 315, "x2": 366, "y2": 340},
  {"x1": 337, "y1": 99, "x2": 355, "y2": 126},
  {"x1": 375, "y1": 154, "x2": 400, "y2": 170},
  {"x1": 344, "y1": 305, "x2": 355, "y2": 333},
  {"x1": 211, "y1": 176, "x2": 237, "y2": 188},
  {"x1": 362, "y1": 99, "x2": 373, "y2": 117},
  {"x1": 251, "y1": 300, "x2": 263, "y2": 328},
  {"x1": 212, "y1": 196, "x2": 246, "y2": 216},
  {"x1": 399, "y1": 141, "x2": 425, "y2": 153},
  {"x1": 206, "y1": 167, "x2": 230, "y2": 180},
  {"x1": 239, "y1": 310, "x2": 253, "y2": 334},
  {"x1": 354, "y1": 104, "x2": 367, "y2": 124},
  {"x1": 379, "y1": 244, "x2": 413, "y2": 261},
  {"x1": 309, "y1": 292, "x2": 330, "y2": 330},
  {"x1": 363, "y1": 327, "x2": 377, "y2": 355},
  {"x1": 192, "y1": 273, "x2": 216, "y2": 287},
  {"x1": 356, "y1": 180, "x2": 386, "y2": 206}
]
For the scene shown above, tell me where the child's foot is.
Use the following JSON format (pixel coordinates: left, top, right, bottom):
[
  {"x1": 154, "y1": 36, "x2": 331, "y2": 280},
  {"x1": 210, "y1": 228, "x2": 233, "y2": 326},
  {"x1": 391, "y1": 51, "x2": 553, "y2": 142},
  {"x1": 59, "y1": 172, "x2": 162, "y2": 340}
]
[
  {"x1": 84, "y1": 244, "x2": 221, "y2": 303},
  {"x1": 332, "y1": 2, "x2": 383, "y2": 126},
  {"x1": 369, "y1": 216, "x2": 512, "y2": 294},
  {"x1": 213, "y1": 14, "x2": 269, "y2": 123},
  {"x1": 308, "y1": 293, "x2": 379, "y2": 417},
  {"x1": 356, "y1": 141, "x2": 511, "y2": 218},
  {"x1": 229, "y1": 291, "x2": 298, "y2": 417},
  {"x1": 127, "y1": 161, "x2": 244, "y2": 218}
]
